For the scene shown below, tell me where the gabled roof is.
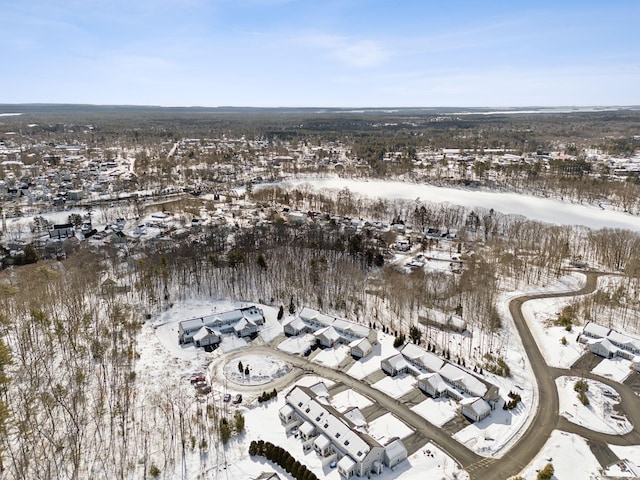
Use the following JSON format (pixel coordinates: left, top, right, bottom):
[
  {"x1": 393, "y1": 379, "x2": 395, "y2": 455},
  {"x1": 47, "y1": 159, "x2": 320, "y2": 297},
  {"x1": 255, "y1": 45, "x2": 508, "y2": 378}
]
[
  {"x1": 385, "y1": 438, "x2": 408, "y2": 459},
  {"x1": 193, "y1": 326, "x2": 219, "y2": 341},
  {"x1": 418, "y1": 372, "x2": 448, "y2": 392},
  {"x1": 349, "y1": 337, "x2": 372, "y2": 351},
  {"x1": 401, "y1": 343, "x2": 444, "y2": 372},
  {"x1": 286, "y1": 385, "x2": 380, "y2": 461},
  {"x1": 460, "y1": 397, "x2": 490, "y2": 417},
  {"x1": 439, "y1": 363, "x2": 487, "y2": 397},
  {"x1": 315, "y1": 326, "x2": 341, "y2": 342},
  {"x1": 338, "y1": 454, "x2": 356, "y2": 472},
  {"x1": 283, "y1": 316, "x2": 306, "y2": 331},
  {"x1": 583, "y1": 322, "x2": 611, "y2": 338},
  {"x1": 382, "y1": 353, "x2": 410, "y2": 372}
]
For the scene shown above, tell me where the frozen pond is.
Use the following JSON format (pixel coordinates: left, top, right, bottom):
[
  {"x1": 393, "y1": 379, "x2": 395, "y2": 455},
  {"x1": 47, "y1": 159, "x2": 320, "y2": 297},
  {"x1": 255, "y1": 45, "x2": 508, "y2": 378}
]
[{"x1": 274, "y1": 178, "x2": 640, "y2": 232}]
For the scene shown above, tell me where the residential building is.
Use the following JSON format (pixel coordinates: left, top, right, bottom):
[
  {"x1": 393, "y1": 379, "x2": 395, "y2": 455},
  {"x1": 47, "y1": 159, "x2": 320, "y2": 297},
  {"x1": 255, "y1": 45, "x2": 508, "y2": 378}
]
[
  {"x1": 282, "y1": 384, "x2": 406, "y2": 478},
  {"x1": 178, "y1": 306, "x2": 264, "y2": 344},
  {"x1": 283, "y1": 307, "x2": 377, "y2": 357}
]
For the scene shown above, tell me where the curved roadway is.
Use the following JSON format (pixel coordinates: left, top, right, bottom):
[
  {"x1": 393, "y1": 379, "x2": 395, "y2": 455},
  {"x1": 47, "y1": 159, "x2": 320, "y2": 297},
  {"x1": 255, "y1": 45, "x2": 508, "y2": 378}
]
[
  {"x1": 471, "y1": 271, "x2": 640, "y2": 479},
  {"x1": 230, "y1": 271, "x2": 640, "y2": 479}
]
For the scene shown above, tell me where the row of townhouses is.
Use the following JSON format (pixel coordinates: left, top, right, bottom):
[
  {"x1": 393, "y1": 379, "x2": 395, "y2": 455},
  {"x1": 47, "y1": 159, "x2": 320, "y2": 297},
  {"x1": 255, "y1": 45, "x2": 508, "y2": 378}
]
[
  {"x1": 283, "y1": 307, "x2": 377, "y2": 359},
  {"x1": 581, "y1": 321, "x2": 640, "y2": 367},
  {"x1": 382, "y1": 343, "x2": 499, "y2": 422},
  {"x1": 178, "y1": 306, "x2": 265, "y2": 345},
  {"x1": 279, "y1": 383, "x2": 407, "y2": 478}
]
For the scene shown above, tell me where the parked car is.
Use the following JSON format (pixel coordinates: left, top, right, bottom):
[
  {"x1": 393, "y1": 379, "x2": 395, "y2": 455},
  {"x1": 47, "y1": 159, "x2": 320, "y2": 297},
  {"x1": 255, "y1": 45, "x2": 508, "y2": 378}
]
[
  {"x1": 233, "y1": 394, "x2": 242, "y2": 404},
  {"x1": 223, "y1": 393, "x2": 231, "y2": 403}
]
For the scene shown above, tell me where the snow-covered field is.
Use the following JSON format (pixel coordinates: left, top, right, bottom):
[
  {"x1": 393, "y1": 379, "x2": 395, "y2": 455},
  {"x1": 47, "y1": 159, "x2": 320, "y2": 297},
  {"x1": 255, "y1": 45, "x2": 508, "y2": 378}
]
[
  {"x1": 281, "y1": 178, "x2": 640, "y2": 232},
  {"x1": 517, "y1": 430, "x2": 601, "y2": 480},
  {"x1": 556, "y1": 376, "x2": 632, "y2": 435},
  {"x1": 521, "y1": 296, "x2": 586, "y2": 368}
]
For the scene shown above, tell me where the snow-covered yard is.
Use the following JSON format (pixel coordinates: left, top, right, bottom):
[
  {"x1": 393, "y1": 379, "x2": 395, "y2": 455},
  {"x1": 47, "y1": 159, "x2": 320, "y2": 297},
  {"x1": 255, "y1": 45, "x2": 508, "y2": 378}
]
[
  {"x1": 517, "y1": 431, "x2": 601, "y2": 480},
  {"x1": 312, "y1": 344, "x2": 350, "y2": 368},
  {"x1": 368, "y1": 413, "x2": 413, "y2": 443},
  {"x1": 346, "y1": 332, "x2": 397, "y2": 380},
  {"x1": 521, "y1": 296, "x2": 586, "y2": 368},
  {"x1": 556, "y1": 376, "x2": 632, "y2": 435},
  {"x1": 277, "y1": 333, "x2": 315, "y2": 354},
  {"x1": 411, "y1": 396, "x2": 458, "y2": 427},
  {"x1": 372, "y1": 373, "x2": 417, "y2": 399}
]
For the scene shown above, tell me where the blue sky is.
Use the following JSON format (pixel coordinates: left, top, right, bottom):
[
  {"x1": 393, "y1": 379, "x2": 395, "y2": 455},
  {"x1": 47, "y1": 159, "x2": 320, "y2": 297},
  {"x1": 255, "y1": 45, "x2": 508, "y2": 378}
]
[{"x1": 1, "y1": 0, "x2": 638, "y2": 107}]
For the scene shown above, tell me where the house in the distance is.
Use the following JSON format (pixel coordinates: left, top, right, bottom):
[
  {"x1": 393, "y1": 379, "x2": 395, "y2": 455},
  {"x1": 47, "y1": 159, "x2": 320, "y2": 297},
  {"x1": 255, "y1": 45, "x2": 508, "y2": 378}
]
[{"x1": 49, "y1": 223, "x2": 75, "y2": 239}]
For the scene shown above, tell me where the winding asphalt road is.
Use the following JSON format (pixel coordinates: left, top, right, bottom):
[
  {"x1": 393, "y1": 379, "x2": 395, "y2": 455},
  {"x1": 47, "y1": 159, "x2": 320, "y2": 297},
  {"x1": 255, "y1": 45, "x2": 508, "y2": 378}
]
[
  {"x1": 226, "y1": 271, "x2": 640, "y2": 479},
  {"x1": 471, "y1": 271, "x2": 640, "y2": 479}
]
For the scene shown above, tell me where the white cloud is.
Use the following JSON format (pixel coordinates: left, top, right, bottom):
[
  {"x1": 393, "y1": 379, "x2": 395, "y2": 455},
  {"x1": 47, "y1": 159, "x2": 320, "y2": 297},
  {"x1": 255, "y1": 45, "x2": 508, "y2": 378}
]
[{"x1": 304, "y1": 34, "x2": 388, "y2": 68}]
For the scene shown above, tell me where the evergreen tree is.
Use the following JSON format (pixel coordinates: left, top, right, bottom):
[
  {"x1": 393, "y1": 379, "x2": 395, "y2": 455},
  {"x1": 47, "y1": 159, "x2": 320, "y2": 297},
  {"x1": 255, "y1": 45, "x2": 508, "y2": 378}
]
[{"x1": 289, "y1": 296, "x2": 296, "y2": 314}]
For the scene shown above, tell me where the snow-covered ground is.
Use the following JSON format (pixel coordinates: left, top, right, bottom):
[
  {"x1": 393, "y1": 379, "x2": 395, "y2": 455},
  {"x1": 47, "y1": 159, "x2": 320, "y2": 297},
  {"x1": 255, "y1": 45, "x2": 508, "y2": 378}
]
[
  {"x1": 129, "y1": 293, "x2": 476, "y2": 480},
  {"x1": 556, "y1": 376, "x2": 632, "y2": 435},
  {"x1": 280, "y1": 177, "x2": 640, "y2": 232},
  {"x1": 312, "y1": 344, "x2": 350, "y2": 368},
  {"x1": 521, "y1": 296, "x2": 586, "y2": 368},
  {"x1": 223, "y1": 354, "x2": 291, "y2": 386},
  {"x1": 232, "y1": 382, "x2": 466, "y2": 480},
  {"x1": 591, "y1": 356, "x2": 634, "y2": 383},
  {"x1": 517, "y1": 430, "x2": 601, "y2": 480},
  {"x1": 372, "y1": 373, "x2": 417, "y2": 399},
  {"x1": 331, "y1": 389, "x2": 373, "y2": 412},
  {"x1": 411, "y1": 396, "x2": 458, "y2": 426},
  {"x1": 368, "y1": 413, "x2": 413, "y2": 443},
  {"x1": 277, "y1": 333, "x2": 315, "y2": 354},
  {"x1": 346, "y1": 332, "x2": 397, "y2": 379},
  {"x1": 608, "y1": 444, "x2": 640, "y2": 475}
]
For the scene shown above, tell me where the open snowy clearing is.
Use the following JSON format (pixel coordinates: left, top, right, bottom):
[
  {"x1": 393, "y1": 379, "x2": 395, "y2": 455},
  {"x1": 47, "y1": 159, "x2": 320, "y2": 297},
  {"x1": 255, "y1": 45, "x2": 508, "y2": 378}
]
[
  {"x1": 556, "y1": 376, "x2": 632, "y2": 435},
  {"x1": 521, "y1": 296, "x2": 586, "y2": 368},
  {"x1": 281, "y1": 177, "x2": 640, "y2": 232},
  {"x1": 277, "y1": 333, "x2": 315, "y2": 354},
  {"x1": 517, "y1": 430, "x2": 601, "y2": 480}
]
